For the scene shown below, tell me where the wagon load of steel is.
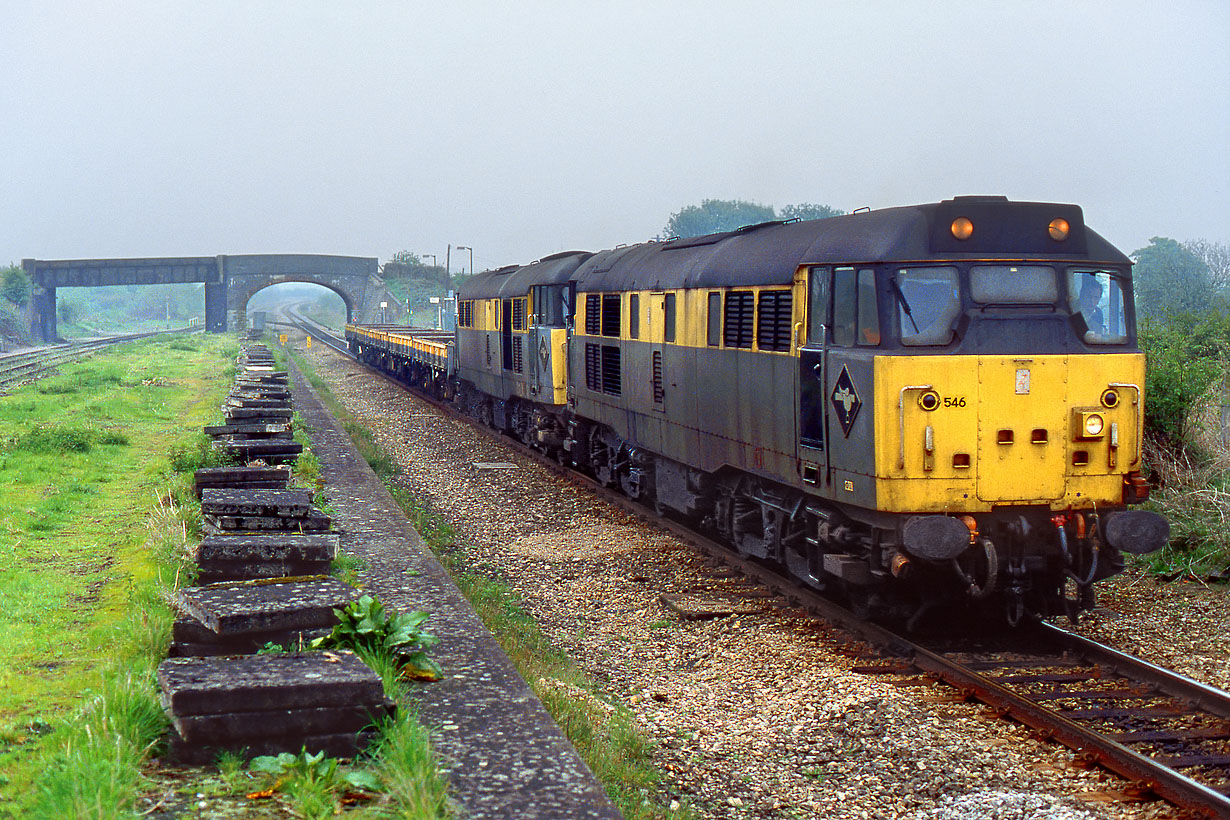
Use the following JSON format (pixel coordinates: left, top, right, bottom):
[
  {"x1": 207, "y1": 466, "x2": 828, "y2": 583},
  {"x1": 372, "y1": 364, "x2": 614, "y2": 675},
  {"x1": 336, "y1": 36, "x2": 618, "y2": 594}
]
[
  {"x1": 200, "y1": 488, "x2": 330, "y2": 533},
  {"x1": 191, "y1": 532, "x2": 339, "y2": 583},
  {"x1": 157, "y1": 651, "x2": 391, "y2": 763}
]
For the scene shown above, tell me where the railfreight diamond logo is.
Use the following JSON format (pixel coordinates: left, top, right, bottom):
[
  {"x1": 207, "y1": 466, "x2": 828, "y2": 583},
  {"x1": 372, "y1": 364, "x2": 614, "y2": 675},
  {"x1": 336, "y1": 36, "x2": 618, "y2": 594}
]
[{"x1": 830, "y1": 365, "x2": 861, "y2": 437}]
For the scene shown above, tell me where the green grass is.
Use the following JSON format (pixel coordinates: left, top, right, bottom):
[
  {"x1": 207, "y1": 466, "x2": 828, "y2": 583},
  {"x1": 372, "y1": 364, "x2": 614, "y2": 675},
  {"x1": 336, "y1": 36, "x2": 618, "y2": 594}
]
[
  {"x1": 285, "y1": 341, "x2": 693, "y2": 819},
  {"x1": 0, "y1": 333, "x2": 237, "y2": 818}
]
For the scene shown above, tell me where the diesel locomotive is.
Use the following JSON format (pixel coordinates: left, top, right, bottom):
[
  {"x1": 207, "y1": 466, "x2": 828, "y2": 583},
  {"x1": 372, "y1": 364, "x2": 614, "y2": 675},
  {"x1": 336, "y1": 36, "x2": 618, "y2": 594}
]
[{"x1": 346, "y1": 196, "x2": 1169, "y2": 625}]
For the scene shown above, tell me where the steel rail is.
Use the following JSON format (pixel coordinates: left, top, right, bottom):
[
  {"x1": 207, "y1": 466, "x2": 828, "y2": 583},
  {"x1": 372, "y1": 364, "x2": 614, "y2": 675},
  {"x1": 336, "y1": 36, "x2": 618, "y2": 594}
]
[
  {"x1": 0, "y1": 327, "x2": 198, "y2": 392},
  {"x1": 302, "y1": 324, "x2": 1230, "y2": 819}
]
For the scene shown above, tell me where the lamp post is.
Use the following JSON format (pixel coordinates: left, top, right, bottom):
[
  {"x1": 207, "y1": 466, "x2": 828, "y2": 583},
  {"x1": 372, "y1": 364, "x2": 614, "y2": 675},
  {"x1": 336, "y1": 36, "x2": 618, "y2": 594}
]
[
  {"x1": 455, "y1": 246, "x2": 473, "y2": 278},
  {"x1": 422, "y1": 253, "x2": 437, "y2": 271}
]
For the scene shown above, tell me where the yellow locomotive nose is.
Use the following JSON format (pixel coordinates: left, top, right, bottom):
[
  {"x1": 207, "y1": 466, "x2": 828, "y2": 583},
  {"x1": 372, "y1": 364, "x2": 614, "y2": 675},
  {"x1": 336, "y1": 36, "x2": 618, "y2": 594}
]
[{"x1": 876, "y1": 354, "x2": 1144, "y2": 513}]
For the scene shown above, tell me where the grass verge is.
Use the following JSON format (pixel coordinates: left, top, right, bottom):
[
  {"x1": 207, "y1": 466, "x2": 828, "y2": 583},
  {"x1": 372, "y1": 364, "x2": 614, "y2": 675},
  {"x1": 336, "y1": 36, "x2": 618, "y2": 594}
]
[
  {"x1": 283, "y1": 339, "x2": 693, "y2": 819},
  {"x1": 0, "y1": 333, "x2": 236, "y2": 818}
]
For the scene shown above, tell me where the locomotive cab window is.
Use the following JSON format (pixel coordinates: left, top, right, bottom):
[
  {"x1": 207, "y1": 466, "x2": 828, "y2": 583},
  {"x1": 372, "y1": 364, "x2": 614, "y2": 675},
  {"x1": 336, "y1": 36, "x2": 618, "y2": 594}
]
[
  {"x1": 970, "y1": 265, "x2": 1058, "y2": 305},
  {"x1": 857, "y1": 268, "x2": 880, "y2": 346},
  {"x1": 1068, "y1": 269, "x2": 1128, "y2": 344},
  {"x1": 894, "y1": 266, "x2": 960, "y2": 346},
  {"x1": 831, "y1": 267, "x2": 857, "y2": 346},
  {"x1": 532, "y1": 285, "x2": 567, "y2": 326},
  {"x1": 807, "y1": 266, "x2": 830, "y2": 343}
]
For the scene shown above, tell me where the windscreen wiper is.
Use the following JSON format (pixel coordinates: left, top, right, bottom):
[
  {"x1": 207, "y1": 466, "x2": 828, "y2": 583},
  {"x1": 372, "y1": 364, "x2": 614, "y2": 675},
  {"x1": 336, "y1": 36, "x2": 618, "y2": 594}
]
[{"x1": 889, "y1": 278, "x2": 920, "y2": 334}]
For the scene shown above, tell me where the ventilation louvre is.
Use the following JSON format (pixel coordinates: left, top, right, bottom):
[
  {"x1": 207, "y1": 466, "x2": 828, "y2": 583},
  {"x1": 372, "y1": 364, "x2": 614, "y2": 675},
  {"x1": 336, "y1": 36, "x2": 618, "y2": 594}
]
[
  {"x1": 757, "y1": 290, "x2": 793, "y2": 352},
  {"x1": 652, "y1": 351, "x2": 665, "y2": 404},
  {"x1": 723, "y1": 291, "x2": 755, "y2": 348}
]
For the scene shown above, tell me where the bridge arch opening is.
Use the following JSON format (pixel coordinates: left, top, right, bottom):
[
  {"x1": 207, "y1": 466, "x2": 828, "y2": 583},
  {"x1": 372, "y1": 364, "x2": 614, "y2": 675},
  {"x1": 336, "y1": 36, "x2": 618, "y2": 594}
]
[{"x1": 242, "y1": 280, "x2": 352, "y2": 331}]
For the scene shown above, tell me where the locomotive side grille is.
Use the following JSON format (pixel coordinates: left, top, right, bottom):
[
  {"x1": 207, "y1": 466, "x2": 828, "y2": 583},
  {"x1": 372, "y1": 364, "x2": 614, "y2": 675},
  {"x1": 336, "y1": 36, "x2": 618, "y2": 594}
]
[
  {"x1": 757, "y1": 290, "x2": 793, "y2": 352},
  {"x1": 584, "y1": 343, "x2": 623, "y2": 396},
  {"x1": 585, "y1": 343, "x2": 601, "y2": 391},
  {"x1": 724, "y1": 291, "x2": 756, "y2": 348},
  {"x1": 601, "y1": 344, "x2": 622, "y2": 395},
  {"x1": 585, "y1": 295, "x2": 601, "y2": 335},
  {"x1": 512, "y1": 298, "x2": 526, "y2": 331},
  {"x1": 512, "y1": 337, "x2": 523, "y2": 374},
  {"x1": 652, "y1": 351, "x2": 665, "y2": 404},
  {"x1": 601, "y1": 294, "x2": 621, "y2": 337}
]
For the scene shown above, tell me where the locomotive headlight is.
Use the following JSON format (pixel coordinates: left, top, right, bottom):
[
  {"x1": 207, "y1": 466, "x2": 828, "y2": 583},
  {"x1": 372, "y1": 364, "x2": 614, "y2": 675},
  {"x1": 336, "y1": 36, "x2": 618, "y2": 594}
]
[
  {"x1": 951, "y1": 217, "x2": 974, "y2": 240},
  {"x1": 1074, "y1": 410, "x2": 1106, "y2": 439},
  {"x1": 1084, "y1": 414, "x2": 1104, "y2": 436},
  {"x1": 1101, "y1": 388, "x2": 1120, "y2": 408},
  {"x1": 1048, "y1": 217, "x2": 1071, "y2": 241}
]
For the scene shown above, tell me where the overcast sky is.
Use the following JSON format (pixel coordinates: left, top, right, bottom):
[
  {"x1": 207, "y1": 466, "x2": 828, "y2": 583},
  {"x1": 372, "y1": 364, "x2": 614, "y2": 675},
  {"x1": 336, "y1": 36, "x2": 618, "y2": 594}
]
[{"x1": 3, "y1": 1, "x2": 1226, "y2": 274}]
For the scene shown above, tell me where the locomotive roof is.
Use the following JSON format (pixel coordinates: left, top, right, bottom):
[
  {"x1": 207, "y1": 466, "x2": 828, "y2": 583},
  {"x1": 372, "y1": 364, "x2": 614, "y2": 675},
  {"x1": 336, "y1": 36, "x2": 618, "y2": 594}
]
[
  {"x1": 457, "y1": 199, "x2": 1131, "y2": 298},
  {"x1": 458, "y1": 251, "x2": 592, "y2": 300}
]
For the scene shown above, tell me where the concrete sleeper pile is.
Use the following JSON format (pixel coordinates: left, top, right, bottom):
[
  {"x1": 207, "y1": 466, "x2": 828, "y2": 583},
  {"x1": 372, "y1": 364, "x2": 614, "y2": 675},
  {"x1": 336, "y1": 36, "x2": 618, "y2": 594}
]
[{"x1": 157, "y1": 342, "x2": 386, "y2": 763}]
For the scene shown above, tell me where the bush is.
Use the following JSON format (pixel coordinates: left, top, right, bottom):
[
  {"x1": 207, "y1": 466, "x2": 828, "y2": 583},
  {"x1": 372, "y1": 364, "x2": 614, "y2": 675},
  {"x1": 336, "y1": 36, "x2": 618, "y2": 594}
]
[
  {"x1": 1, "y1": 266, "x2": 32, "y2": 307},
  {"x1": 1138, "y1": 311, "x2": 1230, "y2": 446},
  {"x1": 12, "y1": 425, "x2": 129, "y2": 454},
  {"x1": 167, "y1": 433, "x2": 233, "y2": 472}
]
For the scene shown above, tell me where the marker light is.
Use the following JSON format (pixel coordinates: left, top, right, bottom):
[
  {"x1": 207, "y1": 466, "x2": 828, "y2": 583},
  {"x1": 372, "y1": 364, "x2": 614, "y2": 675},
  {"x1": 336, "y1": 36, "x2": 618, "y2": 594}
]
[
  {"x1": 951, "y1": 217, "x2": 974, "y2": 240},
  {"x1": 1048, "y1": 217, "x2": 1070, "y2": 241},
  {"x1": 1084, "y1": 413, "x2": 1104, "y2": 436},
  {"x1": 1101, "y1": 389, "x2": 1120, "y2": 408}
]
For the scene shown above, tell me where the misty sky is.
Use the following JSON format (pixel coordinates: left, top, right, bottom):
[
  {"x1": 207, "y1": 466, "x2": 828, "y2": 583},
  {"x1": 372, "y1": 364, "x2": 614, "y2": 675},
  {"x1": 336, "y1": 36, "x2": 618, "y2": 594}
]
[{"x1": 3, "y1": 1, "x2": 1227, "y2": 275}]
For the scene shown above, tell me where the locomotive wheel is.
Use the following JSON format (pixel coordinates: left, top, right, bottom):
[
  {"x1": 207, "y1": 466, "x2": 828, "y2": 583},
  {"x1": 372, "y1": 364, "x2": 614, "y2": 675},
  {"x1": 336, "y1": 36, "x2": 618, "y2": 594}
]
[{"x1": 590, "y1": 439, "x2": 617, "y2": 487}]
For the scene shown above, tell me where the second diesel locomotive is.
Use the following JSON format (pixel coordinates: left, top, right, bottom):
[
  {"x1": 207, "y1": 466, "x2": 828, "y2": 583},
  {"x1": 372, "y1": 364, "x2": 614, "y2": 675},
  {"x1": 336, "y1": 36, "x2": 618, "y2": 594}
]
[{"x1": 347, "y1": 196, "x2": 1168, "y2": 625}]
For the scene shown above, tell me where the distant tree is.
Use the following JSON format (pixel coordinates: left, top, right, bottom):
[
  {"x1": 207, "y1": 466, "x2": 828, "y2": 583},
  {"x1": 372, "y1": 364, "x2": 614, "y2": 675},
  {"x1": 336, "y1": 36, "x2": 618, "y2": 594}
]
[
  {"x1": 1182, "y1": 239, "x2": 1230, "y2": 292},
  {"x1": 57, "y1": 297, "x2": 78, "y2": 325},
  {"x1": 780, "y1": 202, "x2": 845, "y2": 221},
  {"x1": 383, "y1": 250, "x2": 451, "y2": 288},
  {"x1": 661, "y1": 199, "x2": 776, "y2": 239},
  {"x1": 1, "y1": 266, "x2": 32, "y2": 307},
  {"x1": 1131, "y1": 237, "x2": 1215, "y2": 320},
  {"x1": 388, "y1": 250, "x2": 421, "y2": 268}
]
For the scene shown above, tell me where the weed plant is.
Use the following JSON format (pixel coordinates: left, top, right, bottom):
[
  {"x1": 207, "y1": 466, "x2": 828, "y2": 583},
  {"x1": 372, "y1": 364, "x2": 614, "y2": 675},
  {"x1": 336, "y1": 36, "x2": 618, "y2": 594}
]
[{"x1": 1135, "y1": 438, "x2": 1230, "y2": 579}]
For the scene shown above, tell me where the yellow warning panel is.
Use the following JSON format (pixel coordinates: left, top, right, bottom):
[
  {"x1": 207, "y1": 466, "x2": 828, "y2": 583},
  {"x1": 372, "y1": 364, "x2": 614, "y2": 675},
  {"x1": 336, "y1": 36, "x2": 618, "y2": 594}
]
[
  {"x1": 306, "y1": 337, "x2": 312, "y2": 350},
  {"x1": 279, "y1": 334, "x2": 287, "y2": 345}
]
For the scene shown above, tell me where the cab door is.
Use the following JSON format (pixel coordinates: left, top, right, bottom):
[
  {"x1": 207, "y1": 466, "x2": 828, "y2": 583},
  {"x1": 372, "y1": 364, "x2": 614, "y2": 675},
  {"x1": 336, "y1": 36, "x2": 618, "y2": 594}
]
[{"x1": 799, "y1": 267, "x2": 829, "y2": 480}]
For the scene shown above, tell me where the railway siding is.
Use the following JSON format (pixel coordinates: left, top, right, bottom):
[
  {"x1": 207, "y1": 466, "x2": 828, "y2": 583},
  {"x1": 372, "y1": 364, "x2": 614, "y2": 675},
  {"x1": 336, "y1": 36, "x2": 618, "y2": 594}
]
[{"x1": 283, "y1": 349, "x2": 622, "y2": 819}]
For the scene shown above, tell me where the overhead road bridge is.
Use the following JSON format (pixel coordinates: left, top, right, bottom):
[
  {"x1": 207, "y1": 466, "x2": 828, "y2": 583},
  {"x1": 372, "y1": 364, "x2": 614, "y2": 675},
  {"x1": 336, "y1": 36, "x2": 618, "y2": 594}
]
[{"x1": 21, "y1": 253, "x2": 391, "y2": 342}]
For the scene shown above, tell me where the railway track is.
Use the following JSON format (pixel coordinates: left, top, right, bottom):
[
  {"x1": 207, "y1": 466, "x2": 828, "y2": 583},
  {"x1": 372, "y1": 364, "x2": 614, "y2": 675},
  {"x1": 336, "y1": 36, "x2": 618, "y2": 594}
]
[
  {"x1": 0, "y1": 327, "x2": 199, "y2": 393},
  {"x1": 285, "y1": 319, "x2": 1230, "y2": 819}
]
